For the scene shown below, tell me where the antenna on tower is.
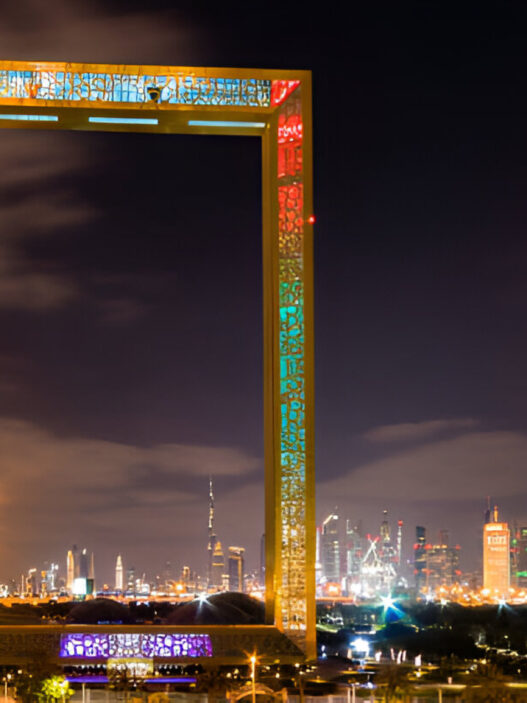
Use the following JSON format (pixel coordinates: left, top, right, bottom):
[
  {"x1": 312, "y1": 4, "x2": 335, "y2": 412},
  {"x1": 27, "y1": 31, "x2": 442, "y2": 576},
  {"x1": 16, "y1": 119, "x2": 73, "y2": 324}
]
[{"x1": 485, "y1": 496, "x2": 491, "y2": 524}]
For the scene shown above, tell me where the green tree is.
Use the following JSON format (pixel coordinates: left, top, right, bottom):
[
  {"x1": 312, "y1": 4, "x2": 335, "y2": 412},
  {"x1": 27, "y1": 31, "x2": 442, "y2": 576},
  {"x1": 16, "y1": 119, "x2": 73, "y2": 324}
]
[
  {"x1": 15, "y1": 656, "x2": 61, "y2": 703},
  {"x1": 41, "y1": 675, "x2": 73, "y2": 702}
]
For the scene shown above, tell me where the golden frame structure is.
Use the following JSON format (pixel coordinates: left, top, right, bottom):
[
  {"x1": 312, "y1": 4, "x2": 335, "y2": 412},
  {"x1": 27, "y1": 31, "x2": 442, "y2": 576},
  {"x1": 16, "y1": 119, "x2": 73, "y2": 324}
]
[{"x1": 0, "y1": 61, "x2": 315, "y2": 658}]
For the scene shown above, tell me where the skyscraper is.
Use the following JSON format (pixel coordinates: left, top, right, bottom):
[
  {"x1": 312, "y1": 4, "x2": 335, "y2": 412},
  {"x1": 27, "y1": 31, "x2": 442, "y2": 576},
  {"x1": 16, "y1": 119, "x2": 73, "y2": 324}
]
[
  {"x1": 483, "y1": 503, "x2": 510, "y2": 595},
  {"x1": 66, "y1": 550, "x2": 75, "y2": 593},
  {"x1": 211, "y1": 541, "x2": 225, "y2": 588},
  {"x1": 414, "y1": 526, "x2": 426, "y2": 592},
  {"x1": 426, "y1": 537, "x2": 461, "y2": 589},
  {"x1": 516, "y1": 527, "x2": 527, "y2": 587},
  {"x1": 228, "y1": 546, "x2": 245, "y2": 592},
  {"x1": 321, "y1": 512, "x2": 340, "y2": 582},
  {"x1": 89, "y1": 552, "x2": 95, "y2": 584},
  {"x1": 396, "y1": 520, "x2": 403, "y2": 574},
  {"x1": 344, "y1": 520, "x2": 363, "y2": 593},
  {"x1": 207, "y1": 478, "x2": 217, "y2": 587},
  {"x1": 380, "y1": 510, "x2": 390, "y2": 543},
  {"x1": 115, "y1": 555, "x2": 124, "y2": 591},
  {"x1": 79, "y1": 548, "x2": 89, "y2": 579}
]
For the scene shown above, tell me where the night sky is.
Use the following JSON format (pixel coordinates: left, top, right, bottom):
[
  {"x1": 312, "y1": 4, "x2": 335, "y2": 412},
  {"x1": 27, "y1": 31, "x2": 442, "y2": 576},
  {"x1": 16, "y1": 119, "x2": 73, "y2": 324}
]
[{"x1": 1, "y1": 1, "x2": 527, "y2": 584}]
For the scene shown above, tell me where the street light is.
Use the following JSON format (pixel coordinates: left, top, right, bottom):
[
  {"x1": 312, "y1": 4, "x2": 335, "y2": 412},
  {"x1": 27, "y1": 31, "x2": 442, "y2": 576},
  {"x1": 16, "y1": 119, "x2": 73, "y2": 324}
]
[
  {"x1": 249, "y1": 655, "x2": 256, "y2": 703},
  {"x1": 4, "y1": 673, "x2": 11, "y2": 703}
]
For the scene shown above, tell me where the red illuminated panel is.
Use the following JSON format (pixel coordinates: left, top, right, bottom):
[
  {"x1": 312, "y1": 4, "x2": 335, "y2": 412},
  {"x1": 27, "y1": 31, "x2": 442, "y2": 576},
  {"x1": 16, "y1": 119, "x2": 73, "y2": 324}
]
[{"x1": 271, "y1": 80, "x2": 301, "y2": 106}]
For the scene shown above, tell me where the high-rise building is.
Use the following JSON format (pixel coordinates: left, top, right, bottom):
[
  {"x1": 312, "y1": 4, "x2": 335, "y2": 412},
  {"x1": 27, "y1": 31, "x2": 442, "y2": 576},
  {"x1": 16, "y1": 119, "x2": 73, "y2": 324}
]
[
  {"x1": 66, "y1": 550, "x2": 75, "y2": 593},
  {"x1": 79, "y1": 549, "x2": 89, "y2": 579},
  {"x1": 396, "y1": 520, "x2": 403, "y2": 573},
  {"x1": 89, "y1": 552, "x2": 95, "y2": 587},
  {"x1": 321, "y1": 512, "x2": 340, "y2": 582},
  {"x1": 72, "y1": 544, "x2": 80, "y2": 578},
  {"x1": 126, "y1": 567, "x2": 136, "y2": 593},
  {"x1": 414, "y1": 526, "x2": 427, "y2": 592},
  {"x1": 483, "y1": 504, "x2": 510, "y2": 595},
  {"x1": 344, "y1": 520, "x2": 364, "y2": 592},
  {"x1": 228, "y1": 546, "x2": 245, "y2": 592},
  {"x1": 46, "y1": 563, "x2": 59, "y2": 593},
  {"x1": 207, "y1": 478, "x2": 217, "y2": 587},
  {"x1": 115, "y1": 555, "x2": 124, "y2": 591},
  {"x1": 426, "y1": 540, "x2": 461, "y2": 589},
  {"x1": 27, "y1": 568, "x2": 38, "y2": 596},
  {"x1": 380, "y1": 510, "x2": 390, "y2": 543},
  {"x1": 515, "y1": 527, "x2": 527, "y2": 587},
  {"x1": 211, "y1": 541, "x2": 225, "y2": 588}
]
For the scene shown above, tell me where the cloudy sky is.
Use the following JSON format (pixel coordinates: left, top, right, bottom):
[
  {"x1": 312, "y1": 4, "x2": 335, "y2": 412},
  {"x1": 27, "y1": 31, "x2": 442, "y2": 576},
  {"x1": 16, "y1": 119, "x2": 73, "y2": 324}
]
[{"x1": 1, "y1": 1, "x2": 527, "y2": 584}]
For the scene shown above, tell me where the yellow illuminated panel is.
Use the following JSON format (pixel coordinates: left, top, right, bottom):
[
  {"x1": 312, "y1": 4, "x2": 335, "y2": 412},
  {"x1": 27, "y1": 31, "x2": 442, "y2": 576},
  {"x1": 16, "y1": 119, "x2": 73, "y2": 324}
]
[{"x1": 483, "y1": 522, "x2": 510, "y2": 595}]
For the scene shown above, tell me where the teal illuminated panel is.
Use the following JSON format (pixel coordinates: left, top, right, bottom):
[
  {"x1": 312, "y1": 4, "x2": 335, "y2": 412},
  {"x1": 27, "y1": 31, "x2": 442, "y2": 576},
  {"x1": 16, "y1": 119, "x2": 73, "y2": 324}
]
[
  {"x1": 0, "y1": 70, "x2": 271, "y2": 107},
  {"x1": 89, "y1": 116, "x2": 158, "y2": 125},
  {"x1": 188, "y1": 120, "x2": 266, "y2": 128},
  {"x1": 0, "y1": 114, "x2": 58, "y2": 121}
]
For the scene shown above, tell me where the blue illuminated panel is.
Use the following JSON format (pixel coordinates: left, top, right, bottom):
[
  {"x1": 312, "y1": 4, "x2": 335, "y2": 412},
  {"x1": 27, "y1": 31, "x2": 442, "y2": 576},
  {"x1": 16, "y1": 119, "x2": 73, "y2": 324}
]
[
  {"x1": 89, "y1": 116, "x2": 158, "y2": 125},
  {"x1": 0, "y1": 114, "x2": 58, "y2": 121},
  {"x1": 0, "y1": 70, "x2": 271, "y2": 107},
  {"x1": 188, "y1": 120, "x2": 265, "y2": 128}
]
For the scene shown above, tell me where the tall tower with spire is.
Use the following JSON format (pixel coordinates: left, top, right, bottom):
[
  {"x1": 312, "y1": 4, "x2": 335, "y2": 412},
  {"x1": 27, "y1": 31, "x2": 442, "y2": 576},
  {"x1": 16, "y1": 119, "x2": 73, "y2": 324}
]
[
  {"x1": 207, "y1": 478, "x2": 217, "y2": 587},
  {"x1": 115, "y1": 555, "x2": 123, "y2": 592}
]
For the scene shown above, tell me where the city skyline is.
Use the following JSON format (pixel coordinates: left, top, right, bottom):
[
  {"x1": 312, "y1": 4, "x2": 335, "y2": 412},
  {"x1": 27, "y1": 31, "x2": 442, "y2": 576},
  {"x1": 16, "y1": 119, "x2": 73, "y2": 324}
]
[
  {"x1": 1, "y1": 3, "x2": 527, "y2": 580},
  {"x1": 7, "y1": 495, "x2": 520, "y2": 594}
]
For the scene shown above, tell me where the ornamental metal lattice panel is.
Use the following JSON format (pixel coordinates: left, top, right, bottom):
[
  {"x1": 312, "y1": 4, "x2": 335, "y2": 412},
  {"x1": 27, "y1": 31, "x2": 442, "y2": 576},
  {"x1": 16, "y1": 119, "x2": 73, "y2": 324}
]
[{"x1": 0, "y1": 61, "x2": 315, "y2": 659}]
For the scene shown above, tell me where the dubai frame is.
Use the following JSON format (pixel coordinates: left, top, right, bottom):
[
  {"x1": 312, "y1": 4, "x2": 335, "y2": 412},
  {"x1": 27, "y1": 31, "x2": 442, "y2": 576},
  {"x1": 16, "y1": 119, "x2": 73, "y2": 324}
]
[{"x1": 0, "y1": 62, "x2": 315, "y2": 658}]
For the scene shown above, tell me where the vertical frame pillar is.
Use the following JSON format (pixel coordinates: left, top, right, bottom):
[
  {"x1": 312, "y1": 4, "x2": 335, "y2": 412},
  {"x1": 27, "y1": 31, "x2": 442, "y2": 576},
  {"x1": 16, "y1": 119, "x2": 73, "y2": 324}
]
[{"x1": 264, "y1": 78, "x2": 315, "y2": 659}]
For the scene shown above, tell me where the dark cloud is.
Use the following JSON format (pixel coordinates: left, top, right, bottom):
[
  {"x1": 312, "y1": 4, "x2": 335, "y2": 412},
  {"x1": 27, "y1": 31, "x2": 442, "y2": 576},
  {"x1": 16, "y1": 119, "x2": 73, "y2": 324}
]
[
  {"x1": 0, "y1": 417, "x2": 260, "y2": 580},
  {"x1": 363, "y1": 418, "x2": 479, "y2": 444}
]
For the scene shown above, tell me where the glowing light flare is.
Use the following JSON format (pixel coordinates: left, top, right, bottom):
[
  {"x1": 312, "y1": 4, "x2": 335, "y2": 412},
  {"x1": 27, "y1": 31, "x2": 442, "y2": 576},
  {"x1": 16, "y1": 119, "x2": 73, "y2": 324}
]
[{"x1": 351, "y1": 638, "x2": 370, "y2": 655}]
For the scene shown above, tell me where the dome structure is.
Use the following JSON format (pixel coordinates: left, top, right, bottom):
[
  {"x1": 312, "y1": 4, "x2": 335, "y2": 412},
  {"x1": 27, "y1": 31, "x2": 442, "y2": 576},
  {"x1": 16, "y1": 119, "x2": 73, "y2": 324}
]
[
  {"x1": 167, "y1": 592, "x2": 265, "y2": 625},
  {"x1": 67, "y1": 597, "x2": 133, "y2": 624}
]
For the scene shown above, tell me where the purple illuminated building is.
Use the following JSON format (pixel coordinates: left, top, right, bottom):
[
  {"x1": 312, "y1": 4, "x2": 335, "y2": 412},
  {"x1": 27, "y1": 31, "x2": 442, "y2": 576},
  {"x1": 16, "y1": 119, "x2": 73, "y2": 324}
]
[{"x1": 60, "y1": 633, "x2": 213, "y2": 659}]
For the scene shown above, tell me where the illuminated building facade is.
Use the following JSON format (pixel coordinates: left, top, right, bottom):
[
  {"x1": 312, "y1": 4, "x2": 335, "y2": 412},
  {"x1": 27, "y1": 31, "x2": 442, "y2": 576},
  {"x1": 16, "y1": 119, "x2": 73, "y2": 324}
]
[
  {"x1": 515, "y1": 526, "x2": 527, "y2": 587},
  {"x1": 67, "y1": 550, "x2": 75, "y2": 593},
  {"x1": 211, "y1": 542, "x2": 225, "y2": 588},
  {"x1": 115, "y1": 555, "x2": 124, "y2": 592},
  {"x1": 228, "y1": 547, "x2": 245, "y2": 592},
  {"x1": 483, "y1": 505, "x2": 510, "y2": 595},
  {"x1": 344, "y1": 520, "x2": 364, "y2": 592},
  {"x1": 321, "y1": 513, "x2": 340, "y2": 582},
  {"x1": 425, "y1": 542, "x2": 461, "y2": 590},
  {"x1": 414, "y1": 526, "x2": 427, "y2": 592},
  {"x1": 207, "y1": 478, "x2": 217, "y2": 588},
  {"x1": 0, "y1": 61, "x2": 314, "y2": 657}
]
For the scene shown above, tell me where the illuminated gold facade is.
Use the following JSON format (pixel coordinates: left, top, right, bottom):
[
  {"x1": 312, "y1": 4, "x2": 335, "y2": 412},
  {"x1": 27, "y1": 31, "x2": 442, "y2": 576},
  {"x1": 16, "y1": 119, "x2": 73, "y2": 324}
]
[
  {"x1": 483, "y1": 522, "x2": 510, "y2": 595},
  {"x1": 0, "y1": 61, "x2": 315, "y2": 658}
]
